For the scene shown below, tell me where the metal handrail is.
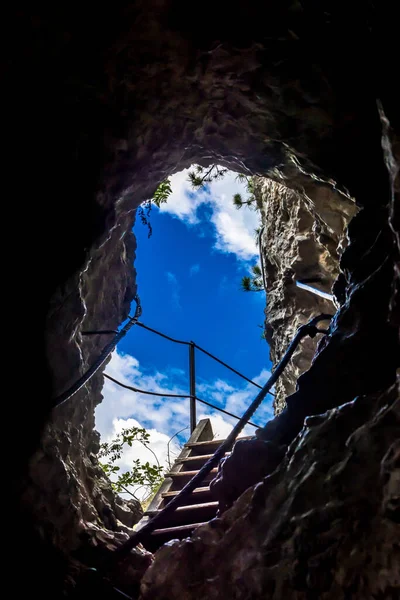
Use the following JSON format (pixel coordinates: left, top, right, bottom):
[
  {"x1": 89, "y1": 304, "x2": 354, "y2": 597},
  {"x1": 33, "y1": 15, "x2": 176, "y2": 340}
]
[
  {"x1": 195, "y1": 395, "x2": 260, "y2": 429},
  {"x1": 104, "y1": 373, "x2": 261, "y2": 429},
  {"x1": 53, "y1": 295, "x2": 142, "y2": 408},
  {"x1": 136, "y1": 321, "x2": 190, "y2": 345},
  {"x1": 136, "y1": 321, "x2": 274, "y2": 395},
  {"x1": 104, "y1": 373, "x2": 190, "y2": 399},
  {"x1": 55, "y1": 295, "x2": 275, "y2": 434},
  {"x1": 132, "y1": 321, "x2": 276, "y2": 431},
  {"x1": 194, "y1": 342, "x2": 264, "y2": 390},
  {"x1": 295, "y1": 280, "x2": 335, "y2": 302},
  {"x1": 106, "y1": 313, "x2": 333, "y2": 564}
]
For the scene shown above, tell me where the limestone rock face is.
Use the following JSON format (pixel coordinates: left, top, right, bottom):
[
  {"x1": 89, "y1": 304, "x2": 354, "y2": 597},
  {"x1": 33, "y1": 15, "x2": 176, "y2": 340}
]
[
  {"x1": 256, "y1": 178, "x2": 356, "y2": 413},
  {"x1": 141, "y1": 385, "x2": 400, "y2": 600},
  {"x1": 139, "y1": 103, "x2": 400, "y2": 600},
  {"x1": 20, "y1": 221, "x2": 143, "y2": 551},
  {"x1": 115, "y1": 496, "x2": 143, "y2": 529}
]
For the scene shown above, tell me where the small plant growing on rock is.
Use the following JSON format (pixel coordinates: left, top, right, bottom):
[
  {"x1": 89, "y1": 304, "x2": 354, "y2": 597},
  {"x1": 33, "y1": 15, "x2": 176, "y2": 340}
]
[
  {"x1": 138, "y1": 165, "x2": 260, "y2": 237},
  {"x1": 241, "y1": 264, "x2": 263, "y2": 292},
  {"x1": 137, "y1": 178, "x2": 172, "y2": 238},
  {"x1": 187, "y1": 164, "x2": 228, "y2": 187},
  {"x1": 99, "y1": 426, "x2": 164, "y2": 505},
  {"x1": 232, "y1": 174, "x2": 258, "y2": 209},
  {"x1": 187, "y1": 167, "x2": 258, "y2": 212}
]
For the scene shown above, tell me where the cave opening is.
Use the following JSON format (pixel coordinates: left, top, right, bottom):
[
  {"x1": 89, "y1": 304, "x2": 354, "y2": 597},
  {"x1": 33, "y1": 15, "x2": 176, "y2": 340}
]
[
  {"x1": 22, "y1": 102, "x2": 398, "y2": 599},
  {"x1": 94, "y1": 165, "x2": 274, "y2": 504},
  {"x1": 92, "y1": 157, "x2": 359, "y2": 521},
  {"x1": 7, "y1": 4, "x2": 399, "y2": 597}
]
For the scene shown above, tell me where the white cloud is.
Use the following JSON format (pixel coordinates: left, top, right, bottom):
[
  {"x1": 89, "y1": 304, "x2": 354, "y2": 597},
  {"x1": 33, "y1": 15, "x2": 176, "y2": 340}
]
[
  {"x1": 95, "y1": 351, "x2": 274, "y2": 497},
  {"x1": 158, "y1": 168, "x2": 260, "y2": 261},
  {"x1": 95, "y1": 350, "x2": 188, "y2": 440},
  {"x1": 158, "y1": 170, "x2": 203, "y2": 225},
  {"x1": 196, "y1": 367, "x2": 274, "y2": 438},
  {"x1": 102, "y1": 417, "x2": 181, "y2": 500},
  {"x1": 189, "y1": 263, "x2": 200, "y2": 276}
]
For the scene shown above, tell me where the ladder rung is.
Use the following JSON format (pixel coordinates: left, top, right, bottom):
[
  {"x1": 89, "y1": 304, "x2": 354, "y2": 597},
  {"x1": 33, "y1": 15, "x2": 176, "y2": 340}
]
[
  {"x1": 161, "y1": 486, "x2": 210, "y2": 498},
  {"x1": 146, "y1": 501, "x2": 218, "y2": 516},
  {"x1": 165, "y1": 468, "x2": 218, "y2": 477},
  {"x1": 151, "y1": 522, "x2": 206, "y2": 536}
]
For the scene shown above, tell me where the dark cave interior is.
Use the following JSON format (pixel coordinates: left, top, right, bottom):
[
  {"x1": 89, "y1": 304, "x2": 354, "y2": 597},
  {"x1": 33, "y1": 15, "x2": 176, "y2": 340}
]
[{"x1": 5, "y1": 2, "x2": 399, "y2": 598}]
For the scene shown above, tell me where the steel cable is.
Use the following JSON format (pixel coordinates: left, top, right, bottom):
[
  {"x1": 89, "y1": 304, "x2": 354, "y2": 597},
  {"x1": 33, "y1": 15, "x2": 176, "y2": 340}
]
[
  {"x1": 53, "y1": 295, "x2": 142, "y2": 408},
  {"x1": 104, "y1": 373, "x2": 260, "y2": 428}
]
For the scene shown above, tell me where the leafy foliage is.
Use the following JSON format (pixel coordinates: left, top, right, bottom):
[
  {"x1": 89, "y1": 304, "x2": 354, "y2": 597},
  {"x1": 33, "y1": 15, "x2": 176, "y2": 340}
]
[
  {"x1": 99, "y1": 426, "x2": 164, "y2": 504},
  {"x1": 137, "y1": 200, "x2": 154, "y2": 238},
  {"x1": 108, "y1": 460, "x2": 164, "y2": 496},
  {"x1": 139, "y1": 166, "x2": 265, "y2": 297},
  {"x1": 187, "y1": 165, "x2": 228, "y2": 188},
  {"x1": 186, "y1": 165, "x2": 258, "y2": 211},
  {"x1": 258, "y1": 324, "x2": 267, "y2": 340},
  {"x1": 137, "y1": 178, "x2": 173, "y2": 237},
  {"x1": 232, "y1": 174, "x2": 257, "y2": 209},
  {"x1": 152, "y1": 179, "x2": 172, "y2": 207},
  {"x1": 241, "y1": 264, "x2": 264, "y2": 292},
  {"x1": 138, "y1": 165, "x2": 262, "y2": 236}
]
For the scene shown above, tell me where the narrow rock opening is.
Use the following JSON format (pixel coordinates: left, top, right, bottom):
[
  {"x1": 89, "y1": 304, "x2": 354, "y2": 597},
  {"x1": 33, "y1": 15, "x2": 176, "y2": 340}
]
[
  {"x1": 7, "y1": 4, "x2": 399, "y2": 597},
  {"x1": 89, "y1": 163, "x2": 356, "y2": 525}
]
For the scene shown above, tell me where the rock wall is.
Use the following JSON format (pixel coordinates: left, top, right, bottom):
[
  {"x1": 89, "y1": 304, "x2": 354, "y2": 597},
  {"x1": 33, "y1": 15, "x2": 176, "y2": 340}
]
[
  {"x1": 256, "y1": 178, "x2": 357, "y2": 413},
  {"x1": 4, "y1": 2, "x2": 399, "y2": 597},
  {"x1": 139, "y1": 104, "x2": 400, "y2": 600},
  {"x1": 141, "y1": 385, "x2": 400, "y2": 600},
  {"x1": 20, "y1": 216, "x2": 143, "y2": 552}
]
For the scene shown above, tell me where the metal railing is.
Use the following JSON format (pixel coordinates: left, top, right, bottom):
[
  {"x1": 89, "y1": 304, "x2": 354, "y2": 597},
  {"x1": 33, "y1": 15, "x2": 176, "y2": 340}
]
[
  {"x1": 80, "y1": 311, "x2": 275, "y2": 433},
  {"x1": 108, "y1": 313, "x2": 333, "y2": 563},
  {"x1": 109, "y1": 320, "x2": 275, "y2": 432},
  {"x1": 59, "y1": 289, "x2": 329, "y2": 434},
  {"x1": 65, "y1": 304, "x2": 333, "y2": 584},
  {"x1": 56, "y1": 290, "x2": 274, "y2": 430}
]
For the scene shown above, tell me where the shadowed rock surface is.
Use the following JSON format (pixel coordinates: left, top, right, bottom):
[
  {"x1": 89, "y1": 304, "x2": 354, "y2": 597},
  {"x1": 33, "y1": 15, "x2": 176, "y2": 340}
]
[{"x1": 141, "y1": 385, "x2": 400, "y2": 600}]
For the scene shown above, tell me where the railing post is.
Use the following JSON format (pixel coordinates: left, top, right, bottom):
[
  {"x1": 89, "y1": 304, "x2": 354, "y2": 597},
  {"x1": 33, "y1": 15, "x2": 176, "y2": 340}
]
[{"x1": 189, "y1": 342, "x2": 196, "y2": 433}]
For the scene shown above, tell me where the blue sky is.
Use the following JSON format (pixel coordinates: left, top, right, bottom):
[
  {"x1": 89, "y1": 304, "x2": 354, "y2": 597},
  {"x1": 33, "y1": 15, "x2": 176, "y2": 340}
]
[
  {"x1": 119, "y1": 204, "x2": 270, "y2": 382},
  {"x1": 95, "y1": 169, "x2": 274, "y2": 492}
]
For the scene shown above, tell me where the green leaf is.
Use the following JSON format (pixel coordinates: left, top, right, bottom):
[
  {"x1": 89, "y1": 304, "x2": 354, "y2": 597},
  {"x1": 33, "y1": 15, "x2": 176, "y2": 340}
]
[
  {"x1": 98, "y1": 423, "x2": 165, "y2": 506},
  {"x1": 233, "y1": 193, "x2": 243, "y2": 208},
  {"x1": 241, "y1": 275, "x2": 263, "y2": 293},
  {"x1": 188, "y1": 171, "x2": 204, "y2": 188},
  {"x1": 241, "y1": 276, "x2": 252, "y2": 292},
  {"x1": 153, "y1": 179, "x2": 172, "y2": 207},
  {"x1": 235, "y1": 173, "x2": 247, "y2": 183}
]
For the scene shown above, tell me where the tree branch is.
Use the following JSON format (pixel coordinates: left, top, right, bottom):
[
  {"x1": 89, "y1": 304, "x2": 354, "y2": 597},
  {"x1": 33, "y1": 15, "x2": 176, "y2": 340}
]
[
  {"x1": 167, "y1": 426, "x2": 188, "y2": 470},
  {"x1": 199, "y1": 164, "x2": 217, "y2": 185},
  {"x1": 141, "y1": 442, "x2": 161, "y2": 469},
  {"x1": 115, "y1": 482, "x2": 141, "y2": 503}
]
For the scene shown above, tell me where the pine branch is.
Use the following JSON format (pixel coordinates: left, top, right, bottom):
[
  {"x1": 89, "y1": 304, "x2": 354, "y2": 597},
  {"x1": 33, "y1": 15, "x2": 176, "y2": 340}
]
[{"x1": 188, "y1": 164, "x2": 217, "y2": 188}]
